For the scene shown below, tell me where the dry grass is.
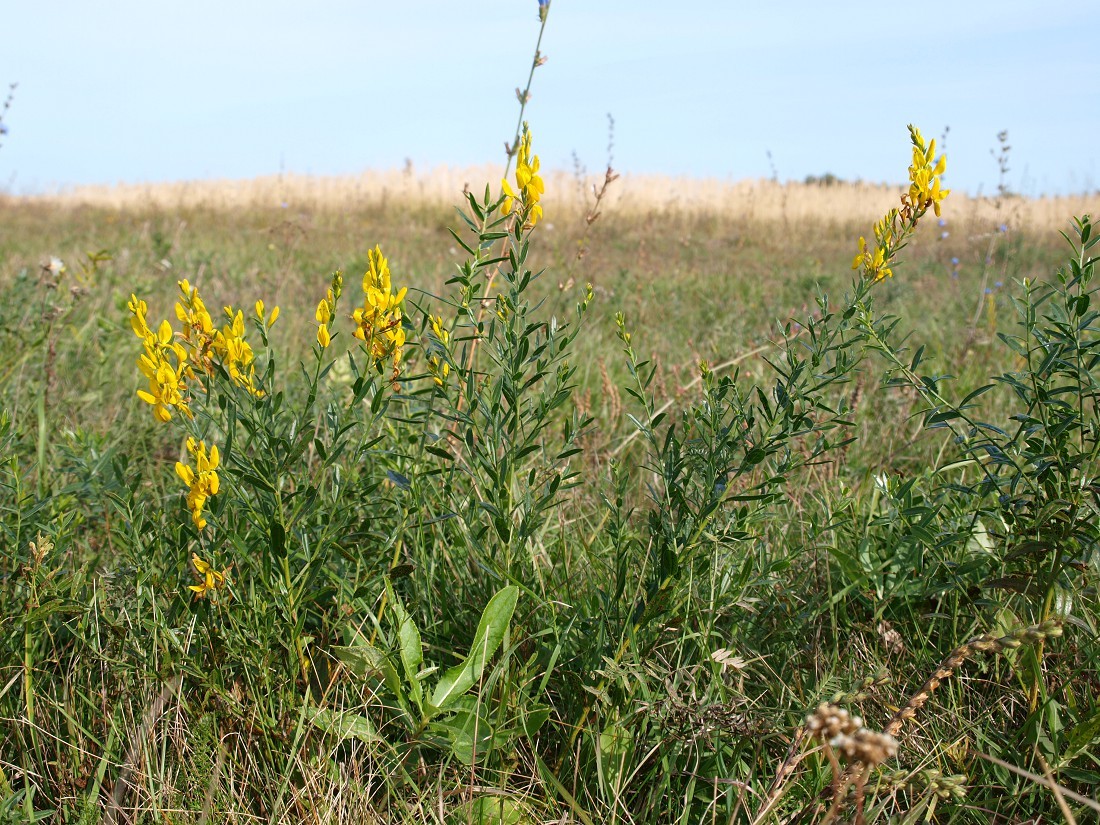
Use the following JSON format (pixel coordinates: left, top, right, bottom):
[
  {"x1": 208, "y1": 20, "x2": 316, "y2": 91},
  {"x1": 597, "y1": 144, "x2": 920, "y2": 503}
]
[{"x1": 21, "y1": 167, "x2": 1099, "y2": 232}]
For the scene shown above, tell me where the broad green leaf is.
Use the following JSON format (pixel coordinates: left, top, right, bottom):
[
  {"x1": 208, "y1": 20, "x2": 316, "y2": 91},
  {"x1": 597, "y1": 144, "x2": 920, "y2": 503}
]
[
  {"x1": 430, "y1": 585, "x2": 518, "y2": 711},
  {"x1": 386, "y1": 580, "x2": 424, "y2": 711},
  {"x1": 305, "y1": 707, "x2": 381, "y2": 744}
]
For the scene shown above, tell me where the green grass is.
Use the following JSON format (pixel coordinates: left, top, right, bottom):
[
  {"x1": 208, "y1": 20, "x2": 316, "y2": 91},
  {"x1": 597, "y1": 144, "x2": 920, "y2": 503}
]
[{"x1": 1, "y1": 186, "x2": 1098, "y2": 825}]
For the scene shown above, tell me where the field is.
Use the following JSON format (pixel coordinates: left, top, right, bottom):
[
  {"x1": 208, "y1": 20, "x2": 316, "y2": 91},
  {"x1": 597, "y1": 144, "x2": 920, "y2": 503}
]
[{"x1": 2, "y1": 159, "x2": 1100, "y2": 824}]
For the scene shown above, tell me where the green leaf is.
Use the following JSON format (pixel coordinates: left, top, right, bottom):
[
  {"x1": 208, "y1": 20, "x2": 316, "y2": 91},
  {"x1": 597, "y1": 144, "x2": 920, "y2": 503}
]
[
  {"x1": 270, "y1": 519, "x2": 286, "y2": 560},
  {"x1": 305, "y1": 707, "x2": 381, "y2": 744},
  {"x1": 1064, "y1": 706, "x2": 1100, "y2": 759},
  {"x1": 386, "y1": 580, "x2": 424, "y2": 711},
  {"x1": 334, "y1": 641, "x2": 407, "y2": 713},
  {"x1": 521, "y1": 704, "x2": 551, "y2": 738},
  {"x1": 430, "y1": 585, "x2": 518, "y2": 711}
]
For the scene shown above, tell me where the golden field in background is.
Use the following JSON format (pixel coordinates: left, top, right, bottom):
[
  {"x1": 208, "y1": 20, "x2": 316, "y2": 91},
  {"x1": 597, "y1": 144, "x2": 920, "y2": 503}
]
[{"x1": 23, "y1": 166, "x2": 1098, "y2": 230}]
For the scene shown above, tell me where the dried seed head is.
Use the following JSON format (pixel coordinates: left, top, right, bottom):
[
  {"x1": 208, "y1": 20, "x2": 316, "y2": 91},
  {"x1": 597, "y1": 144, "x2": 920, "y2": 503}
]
[
  {"x1": 829, "y1": 728, "x2": 898, "y2": 767},
  {"x1": 805, "y1": 703, "x2": 861, "y2": 741}
]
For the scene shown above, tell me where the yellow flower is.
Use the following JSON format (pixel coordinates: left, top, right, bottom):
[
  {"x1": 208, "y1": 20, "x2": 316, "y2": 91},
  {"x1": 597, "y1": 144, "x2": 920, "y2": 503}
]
[
  {"x1": 175, "y1": 438, "x2": 220, "y2": 530},
  {"x1": 851, "y1": 236, "x2": 893, "y2": 283},
  {"x1": 128, "y1": 294, "x2": 151, "y2": 339},
  {"x1": 215, "y1": 308, "x2": 264, "y2": 396},
  {"x1": 129, "y1": 297, "x2": 193, "y2": 423},
  {"x1": 175, "y1": 280, "x2": 218, "y2": 374},
  {"x1": 314, "y1": 276, "x2": 340, "y2": 349},
  {"x1": 906, "y1": 125, "x2": 950, "y2": 217},
  {"x1": 254, "y1": 300, "x2": 281, "y2": 328},
  {"x1": 502, "y1": 123, "x2": 545, "y2": 228},
  {"x1": 427, "y1": 314, "x2": 451, "y2": 386},
  {"x1": 351, "y1": 247, "x2": 407, "y2": 378},
  {"x1": 189, "y1": 553, "x2": 228, "y2": 599},
  {"x1": 852, "y1": 126, "x2": 948, "y2": 285}
]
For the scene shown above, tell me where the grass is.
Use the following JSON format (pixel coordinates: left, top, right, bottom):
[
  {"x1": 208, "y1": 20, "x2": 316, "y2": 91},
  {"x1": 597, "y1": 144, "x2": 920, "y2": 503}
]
[{"x1": 1, "y1": 164, "x2": 1099, "y2": 825}]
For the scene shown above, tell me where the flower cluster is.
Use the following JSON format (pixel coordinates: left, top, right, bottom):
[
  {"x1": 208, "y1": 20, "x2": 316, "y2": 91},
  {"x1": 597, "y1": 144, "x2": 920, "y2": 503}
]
[
  {"x1": 315, "y1": 271, "x2": 343, "y2": 349},
  {"x1": 218, "y1": 306, "x2": 263, "y2": 396},
  {"x1": 427, "y1": 314, "x2": 451, "y2": 387},
  {"x1": 189, "y1": 553, "x2": 228, "y2": 599},
  {"x1": 852, "y1": 209, "x2": 899, "y2": 282},
  {"x1": 176, "y1": 437, "x2": 220, "y2": 530},
  {"x1": 352, "y1": 246, "x2": 407, "y2": 379},
  {"x1": 906, "y1": 126, "x2": 949, "y2": 218},
  {"x1": 852, "y1": 125, "x2": 949, "y2": 284},
  {"x1": 502, "y1": 123, "x2": 545, "y2": 228},
  {"x1": 129, "y1": 294, "x2": 192, "y2": 423},
  {"x1": 130, "y1": 282, "x2": 272, "y2": 423},
  {"x1": 175, "y1": 279, "x2": 218, "y2": 373}
]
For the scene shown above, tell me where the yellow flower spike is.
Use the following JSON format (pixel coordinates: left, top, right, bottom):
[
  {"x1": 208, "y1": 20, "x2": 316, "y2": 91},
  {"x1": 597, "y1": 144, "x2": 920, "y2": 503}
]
[
  {"x1": 351, "y1": 248, "x2": 406, "y2": 374},
  {"x1": 315, "y1": 298, "x2": 332, "y2": 325},
  {"x1": 255, "y1": 300, "x2": 265, "y2": 321},
  {"x1": 501, "y1": 123, "x2": 545, "y2": 228},
  {"x1": 268, "y1": 305, "x2": 280, "y2": 326},
  {"x1": 317, "y1": 324, "x2": 331, "y2": 348},
  {"x1": 178, "y1": 439, "x2": 221, "y2": 530}
]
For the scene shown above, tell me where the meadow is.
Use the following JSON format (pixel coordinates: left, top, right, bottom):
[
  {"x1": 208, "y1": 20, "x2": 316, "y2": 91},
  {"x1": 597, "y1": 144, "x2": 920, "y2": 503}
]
[{"x1": 2, "y1": 137, "x2": 1100, "y2": 825}]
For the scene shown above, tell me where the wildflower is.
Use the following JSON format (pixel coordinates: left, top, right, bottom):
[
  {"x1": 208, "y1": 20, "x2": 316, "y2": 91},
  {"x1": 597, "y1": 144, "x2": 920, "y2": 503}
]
[
  {"x1": 951, "y1": 257, "x2": 960, "y2": 266},
  {"x1": 129, "y1": 294, "x2": 192, "y2": 423},
  {"x1": 46, "y1": 257, "x2": 66, "y2": 277},
  {"x1": 175, "y1": 280, "x2": 217, "y2": 374},
  {"x1": 854, "y1": 126, "x2": 949, "y2": 284},
  {"x1": 188, "y1": 553, "x2": 228, "y2": 599},
  {"x1": 852, "y1": 236, "x2": 893, "y2": 282},
  {"x1": 502, "y1": 123, "x2": 545, "y2": 228},
  {"x1": 316, "y1": 291, "x2": 334, "y2": 347},
  {"x1": 538, "y1": 0, "x2": 550, "y2": 20},
  {"x1": 906, "y1": 125, "x2": 950, "y2": 217},
  {"x1": 427, "y1": 314, "x2": 451, "y2": 386},
  {"x1": 999, "y1": 223, "x2": 1009, "y2": 233},
  {"x1": 216, "y1": 307, "x2": 264, "y2": 396},
  {"x1": 314, "y1": 271, "x2": 342, "y2": 349},
  {"x1": 352, "y1": 249, "x2": 407, "y2": 379},
  {"x1": 255, "y1": 299, "x2": 279, "y2": 328},
  {"x1": 176, "y1": 438, "x2": 220, "y2": 530}
]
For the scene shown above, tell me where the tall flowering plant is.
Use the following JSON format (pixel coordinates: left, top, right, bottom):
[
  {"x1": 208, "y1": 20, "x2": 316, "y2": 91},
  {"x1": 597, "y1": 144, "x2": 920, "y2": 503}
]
[{"x1": 126, "y1": 253, "x2": 411, "y2": 686}]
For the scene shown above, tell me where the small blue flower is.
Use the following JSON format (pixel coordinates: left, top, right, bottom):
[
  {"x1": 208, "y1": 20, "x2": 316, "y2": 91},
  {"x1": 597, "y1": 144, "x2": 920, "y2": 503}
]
[
  {"x1": 938, "y1": 218, "x2": 946, "y2": 227},
  {"x1": 995, "y1": 281, "x2": 1003, "y2": 288},
  {"x1": 951, "y1": 257, "x2": 960, "y2": 266},
  {"x1": 984, "y1": 287, "x2": 993, "y2": 294},
  {"x1": 999, "y1": 223, "x2": 1009, "y2": 233},
  {"x1": 940, "y1": 231, "x2": 949, "y2": 239}
]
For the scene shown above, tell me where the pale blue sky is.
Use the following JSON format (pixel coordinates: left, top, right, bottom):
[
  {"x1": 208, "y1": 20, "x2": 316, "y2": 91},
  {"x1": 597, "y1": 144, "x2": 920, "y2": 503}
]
[{"x1": 2, "y1": 1, "x2": 1097, "y2": 195}]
